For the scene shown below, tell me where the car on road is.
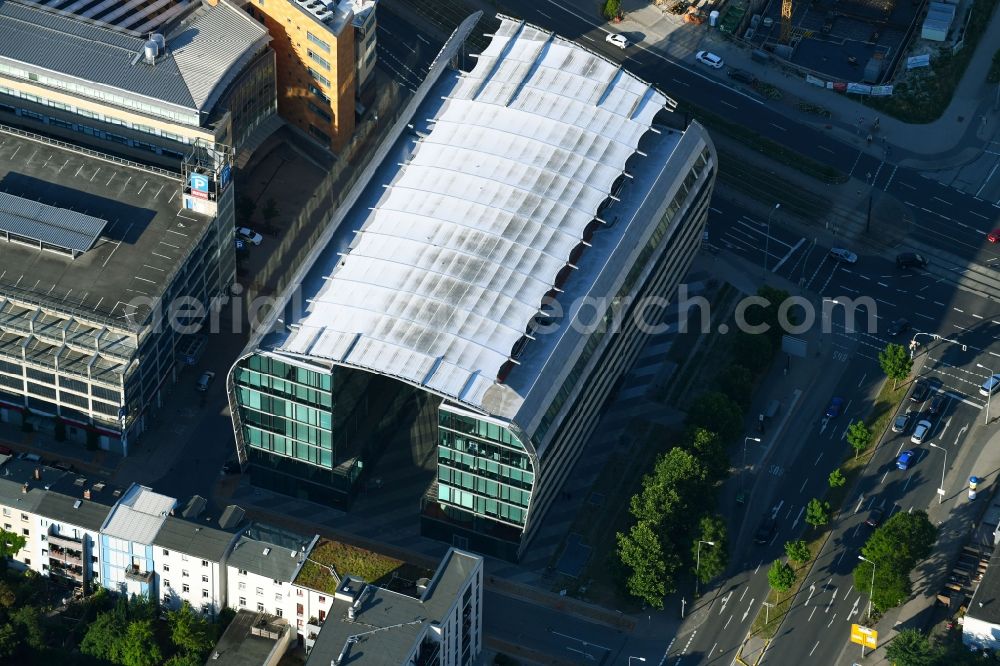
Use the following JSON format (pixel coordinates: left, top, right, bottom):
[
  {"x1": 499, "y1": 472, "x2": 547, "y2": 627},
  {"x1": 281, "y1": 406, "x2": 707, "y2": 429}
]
[
  {"x1": 754, "y1": 517, "x2": 777, "y2": 545},
  {"x1": 236, "y1": 227, "x2": 263, "y2": 246},
  {"x1": 980, "y1": 374, "x2": 1000, "y2": 396},
  {"x1": 989, "y1": 229, "x2": 1000, "y2": 243},
  {"x1": 727, "y1": 68, "x2": 756, "y2": 84},
  {"x1": 896, "y1": 450, "x2": 916, "y2": 470},
  {"x1": 196, "y1": 370, "x2": 215, "y2": 392},
  {"x1": 910, "y1": 380, "x2": 931, "y2": 403},
  {"x1": 864, "y1": 507, "x2": 884, "y2": 528},
  {"x1": 896, "y1": 252, "x2": 928, "y2": 269},
  {"x1": 828, "y1": 248, "x2": 858, "y2": 264},
  {"x1": 605, "y1": 33, "x2": 628, "y2": 49},
  {"x1": 825, "y1": 396, "x2": 844, "y2": 418},
  {"x1": 696, "y1": 51, "x2": 724, "y2": 68},
  {"x1": 892, "y1": 411, "x2": 914, "y2": 434},
  {"x1": 911, "y1": 420, "x2": 932, "y2": 445},
  {"x1": 886, "y1": 318, "x2": 910, "y2": 337},
  {"x1": 927, "y1": 393, "x2": 947, "y2": 416}
]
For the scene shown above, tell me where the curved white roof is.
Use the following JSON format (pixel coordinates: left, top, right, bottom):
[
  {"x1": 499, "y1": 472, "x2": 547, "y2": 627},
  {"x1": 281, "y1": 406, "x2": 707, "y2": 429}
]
[{"x1": 280, "y1": 17, "x2": 668, "y2": 413}]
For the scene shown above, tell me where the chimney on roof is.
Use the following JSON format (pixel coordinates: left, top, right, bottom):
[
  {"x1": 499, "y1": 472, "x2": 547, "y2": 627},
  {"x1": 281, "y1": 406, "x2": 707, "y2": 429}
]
[
  {"x1": 33, "y1": 467, "x2": 41, "y2": 480},
  {"x1": 21, "y1": 482, "x2": 28, "y2": 494},
  {"x1": 83, "y1": 489, "x2": 91, "y2": 501}
]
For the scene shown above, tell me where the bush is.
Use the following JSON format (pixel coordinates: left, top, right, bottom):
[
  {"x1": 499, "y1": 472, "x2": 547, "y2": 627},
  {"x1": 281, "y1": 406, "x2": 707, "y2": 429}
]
[{"x1": 601, "y1": 0, "x2": 621, "y2": 20}]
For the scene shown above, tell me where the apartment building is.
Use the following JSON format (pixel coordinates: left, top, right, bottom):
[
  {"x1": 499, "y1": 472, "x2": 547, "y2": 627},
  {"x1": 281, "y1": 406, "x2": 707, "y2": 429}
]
[
  {"x1": 229, "y1": 14, "x2": 717, "y2": 559},
  {"x1": 305, "y1": 548, "x2": 483, "y2": 665},
  {"x1": 0, "y1": 459, "x2": 67, "y2": 572},
  {"x1": 99, "y1": 484, "x2": 176, "y2": 599},
  {"x1": 0, "y1": 0, "x2": 277, "y2": 169},
  {"x1": 32, "y1": 475, "x2": 122, "y2": 590},
  {"x1": 225, "y1": 523, "x2": 318, "y2": 619}
]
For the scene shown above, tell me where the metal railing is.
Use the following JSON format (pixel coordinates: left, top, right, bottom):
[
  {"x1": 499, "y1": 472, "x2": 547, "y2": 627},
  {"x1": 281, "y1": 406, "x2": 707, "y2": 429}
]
[{"x1": 0, "y1": 122, "x2": 181, "y2": 180}]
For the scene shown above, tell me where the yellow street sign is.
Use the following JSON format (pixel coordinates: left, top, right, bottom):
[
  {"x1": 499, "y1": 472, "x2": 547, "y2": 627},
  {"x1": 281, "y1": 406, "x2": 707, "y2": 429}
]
[{"x1": 850, "y1": 624, "x2": 878, "y2": 649}]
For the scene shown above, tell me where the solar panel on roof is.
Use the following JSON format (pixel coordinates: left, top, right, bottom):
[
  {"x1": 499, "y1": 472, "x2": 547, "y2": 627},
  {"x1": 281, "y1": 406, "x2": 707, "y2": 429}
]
[{"x1": 0, "y1": 191, "x2": 107, "y2": 255}]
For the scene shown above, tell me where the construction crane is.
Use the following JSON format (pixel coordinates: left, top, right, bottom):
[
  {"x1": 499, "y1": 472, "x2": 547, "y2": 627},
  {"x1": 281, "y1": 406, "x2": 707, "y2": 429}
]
[{"x1": 781, "y1": 0, "x2": 792, "y2": 43}]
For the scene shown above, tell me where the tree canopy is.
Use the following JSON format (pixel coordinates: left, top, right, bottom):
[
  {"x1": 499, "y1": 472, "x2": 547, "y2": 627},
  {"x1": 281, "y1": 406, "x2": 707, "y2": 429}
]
[
  {"x1": 805, "y1": 498, "x2": 831, "y2": 527},
  {"x1": 853, "y1": 511, "x2": 937, "y2": 613},
  {"x1": 879, "y1": 343, "x2": 913, "y2": 388},
  {"x1": 784, "y1": 540, "x2": 810, "y2": 564},
  {"x1": 847, "y1": 420, "x2": 873, "y2": 458},
  {"x1": 767, "y1": 560, "x2": 795, "y2": 592},
  {"x1": 686, "y1": 391, "x2": 744, "y2": 443},
  {"x1": 692, "y1": 515, "x2": 728, "y2": 583}
]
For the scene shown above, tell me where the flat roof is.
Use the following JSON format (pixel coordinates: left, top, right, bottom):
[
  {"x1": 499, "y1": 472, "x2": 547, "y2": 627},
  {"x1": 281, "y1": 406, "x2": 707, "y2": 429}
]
[
  {"x1": 278, "y1": 15, "x2": 668, "y2": 418},
  {"x1": 226, "y1": 523, "x2": 314, "y2": 582},
  {"x1": 0, "y1": 0, "x2": 269, "y2": 113},
  {"x1": 0, "y1": 129, "x2": 209, "y2": 326},
  {"x1": 153, "y1": 515, "x2": 237, "y2": 563},
  {"x1": 37, "y1": 474, "x2": 123, "y2": 532},
  {"x1": 210, "y1": 611, "x2": 288, "y2": 666}
]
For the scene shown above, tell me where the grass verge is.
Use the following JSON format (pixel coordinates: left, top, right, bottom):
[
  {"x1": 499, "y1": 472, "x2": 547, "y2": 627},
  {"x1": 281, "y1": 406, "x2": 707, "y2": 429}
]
[
  {"x1": 549, "y1": 421, "x2": 679, "y2": 611},
  {"x1": 748, "y1": 379, "x2": 906, "y2": 638},
  {"x1": 864, "y1": 0, "x2": 999, "y2": 122},
  {"x1": 681, "y1": 103, "x2": 848, "y2": 184}
]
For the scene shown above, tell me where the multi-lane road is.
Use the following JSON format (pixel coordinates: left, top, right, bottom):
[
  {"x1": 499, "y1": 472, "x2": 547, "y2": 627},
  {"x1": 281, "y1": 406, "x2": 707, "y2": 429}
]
[{"x1": 375, "y1": 2, "x2": 1000, "y2": 663}]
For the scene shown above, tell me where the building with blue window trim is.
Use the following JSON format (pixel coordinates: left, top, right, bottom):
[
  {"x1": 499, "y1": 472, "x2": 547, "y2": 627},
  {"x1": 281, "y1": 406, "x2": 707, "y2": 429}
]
[{"x1": 98, "y1": 484, "x2": 176, "y2": 599}]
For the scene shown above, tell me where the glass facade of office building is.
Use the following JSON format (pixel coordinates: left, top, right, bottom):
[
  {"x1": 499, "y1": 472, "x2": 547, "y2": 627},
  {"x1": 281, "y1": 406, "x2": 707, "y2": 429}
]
[
  {"x1": 422, "y1": 405, "x2": 534, "y2": 560},
  {"x1": 232, "y1": 354, "x2": 372, "y2": 505}
]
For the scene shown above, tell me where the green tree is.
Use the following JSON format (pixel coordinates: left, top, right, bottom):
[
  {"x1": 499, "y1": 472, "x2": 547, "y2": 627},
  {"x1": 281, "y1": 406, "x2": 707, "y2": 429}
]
[
  {"x1": 617, "y1": 521, "x2": 675, "y2": 608},
  {"x1": 166, "y1": 654, "x2": 205, "y2": 666},
  {"x1": 0, "y1": 580, "x2": 16, "y2": 608},
  {"x1": 718, "y1": 364, "x2": 754, "y2": 409},
  {"x1": 692, "y1": 514, "x2": 728, "y2": 583},
  {"x1": 630, "y1": 448, "x2": 708, "y2": 525},
  {"x1": 733, "y1": 332, "x2": 774, "y2": 374},
  {"x1": 854, "y1": 511, "x2": 937, "y2": 612},
  {"x1": 767, "y1": 559, "x2": 795, "y2": 592},
  {"x1": 10, "y1": 605, "x2": 45, "y2": 651},
  {"x1": 168, "y1": 602, "x2": 213, "y2": 657},
  {"x1": 805, "y1": 498, "x2": 831, "y2": 528},
  {"x1": 884, "y1": 628, "x2": 938, "y2": 666},
  {"x1": 120, "y1": 619, "x2": 162, "y2": 666},
  {"x1": 879, "y1": 343, "x2": 913, "y2": 388},
  {"x1": 80, "y1": 611, "x2": 126, "y2": 662},
  {"x1": 601, "y1": 0, "x2": 621, "y2": 20},
  {"x1": 687, "y1": 391, "x2": 744, "y2": 443},
  {"x1": 847, "y1": 420, "x2": 873, "y2": 459},
  {"x1": 0, "y1": 528, "x2": 26, "y2": 571},
  {"x1": 784, "y1": 539, "x2": 810, "y2": 564},
  {"x1": 0, "y1": 623, "x2": 20, "y2": 660},
  {"x1": 685, "y1": 427, "x2": 728, "y2": 481},
  {"x1": 828, "y1": 468, "x2": 846, "y2": 488}
]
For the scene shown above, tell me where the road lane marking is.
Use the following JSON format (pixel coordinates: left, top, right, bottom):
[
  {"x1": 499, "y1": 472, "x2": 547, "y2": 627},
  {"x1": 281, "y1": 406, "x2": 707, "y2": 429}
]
[
  {"x1": 792, "y1": 506, "x2": 805, "y2": 529},
  {"x1": 819, "y1": 145, "x2": 835, "y2": 153},
  {"x1": 809, "y1": 641, "x2": 820, "y2": 656},
  {"x1": 770, "y1": 122, "x2": 787, "y2": 131},
  {"x1": 670, "y1": 77, "x2": 689, "y2": 86},
  {"x1": 742, "y1": 599, "x2": 755, "y2": 622},
  {"x1": 933, "y1": 196, "x2": 951, "y2": 204},
  {"x1": 877, "y1": 282, "x2": 889, "y2": 287},
  {"x1": 809, "y1": 607, "x2": 817, "y2": 621},
  {"x1": 724, "y1": 614, "x2": 733, "y2": 629},
  {"x1": 741, "y1": 586, "x2": 750, "y2": 601},
  {"x1": 721, "y1": 100, "x2": 738, "y2": 109},
  {"x1": 709, "y1": 642, "x2": 718, "y2": 656},
  {"x1": 971, "y1": 210, "x2": 989, "y2": 219},
  {"x1": 799, "y1": 478, "x2": 808, "y2": 492},
  {"x1": 954, "y1": 308, "x2": 964, "y2": 313},
  {"x1": 815, "y1": 453, "x2": 823, "y2": 466},
  {"x1": 973, "y1": 313, "x2": 984, "y2": 319},
  {"x1": 720, "y1": 591, "x2": 732, "y2": 614}
]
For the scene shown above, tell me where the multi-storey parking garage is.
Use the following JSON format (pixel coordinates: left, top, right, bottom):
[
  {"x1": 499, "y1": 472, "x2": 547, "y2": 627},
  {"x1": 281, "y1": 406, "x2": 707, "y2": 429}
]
[
  {"x1": 0, "y1": 128, "x2": 234, "y2": 453},
  {"x1": 229, "y1": 13, "x2": 717, "y2": 559}
]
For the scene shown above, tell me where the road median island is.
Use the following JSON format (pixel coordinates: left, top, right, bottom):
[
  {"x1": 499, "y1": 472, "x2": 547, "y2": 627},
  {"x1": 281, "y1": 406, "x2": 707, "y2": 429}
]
[{"x1": 744, "y1": 378, "x2": 907, "y2": 641}]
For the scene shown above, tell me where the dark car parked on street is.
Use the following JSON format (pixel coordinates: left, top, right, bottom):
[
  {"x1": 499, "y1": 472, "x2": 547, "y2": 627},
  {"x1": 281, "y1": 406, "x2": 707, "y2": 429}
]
[
  {"x1": 910, "y1": 379, "x2": 931, "y2": 403},
  {"x1": 754, "y1": 517, "x2": 777, "y2": 545},
  {"x1": 727, "y1": 67, "x2": 756, "y2": 84}
]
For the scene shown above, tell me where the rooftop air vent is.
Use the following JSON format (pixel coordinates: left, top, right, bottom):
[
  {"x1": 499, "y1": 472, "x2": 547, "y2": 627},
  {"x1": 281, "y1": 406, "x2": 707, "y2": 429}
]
[
  {"x1": 263, "y1": 547, "x2": 271, "y2": 556},
  {"x1": 143, "y1": 40, "x2": 159, "y2": 65},
  {"x1": 151, "y1": 33, "x2": 165, "y2": 51}
]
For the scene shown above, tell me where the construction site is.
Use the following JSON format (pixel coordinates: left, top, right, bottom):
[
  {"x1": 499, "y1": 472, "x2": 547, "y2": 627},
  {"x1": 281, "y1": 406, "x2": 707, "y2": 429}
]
[{"x1": 714, "y1": 0, "x2": 927, "y2": 83}]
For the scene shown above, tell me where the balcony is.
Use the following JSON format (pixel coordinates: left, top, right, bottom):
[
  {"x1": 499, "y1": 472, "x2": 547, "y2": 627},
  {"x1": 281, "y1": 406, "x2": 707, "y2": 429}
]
[
  {"x1": 49, "y1": 559, "x2": 84, "y2": 582},
  {"x1": 124, "y1": 566, "x2": 154, "y2": 584},
  {"x1": 49, "y1": 543, "x2": 83, "y2": 565},
  {"x1": 48, "y1": 529, "x2": 83, "y2": 551}
]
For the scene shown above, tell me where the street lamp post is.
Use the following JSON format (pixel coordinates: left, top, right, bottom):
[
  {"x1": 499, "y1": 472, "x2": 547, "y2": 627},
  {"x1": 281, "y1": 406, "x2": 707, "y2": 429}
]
[
  {"x1": 741, "y1": 436, "x2": 762, "y2": 493},
  {"x1": 978, "y1": 364, "x2": 995, "y2": 425},
  {"x1": 858, "y1": 555, "x2": 876, "y2": 623},
  {"x1": 763, "y1": 204, "x2": 780, "y2": 276},
  {"x1": 695, "y1": 540, "x2": 716, "y2": 598},
  {"x1": 763, "y1": 601, "x2": 775, "y2": 626},
  {"x1": 629, "y1": 658, "x2": 647, "y2": 666},
  {"x1": 929, "y1": 442, "x2": 948, "y2": 505}
]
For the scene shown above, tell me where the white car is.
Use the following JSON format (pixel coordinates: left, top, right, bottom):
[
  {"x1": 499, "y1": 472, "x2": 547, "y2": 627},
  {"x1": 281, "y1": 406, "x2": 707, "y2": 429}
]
[
  {"x1": 606, "y1": 33, "x2": 628, "y2": 49},
  {"x1": 696, "y1": 51, "x2": 724, "y2": 69},
  {"x1": 829, "y1": 247, "x2": 858, "y2": 264},
  {"x1": 980, "y1": 374, "x2": 1000, "y2": 397},
  {"x1": 911, "y1": 419, "x2": 932, "y2": 445},
  {"x1": 236, "y1": 227, "x2": 263, "y2": 246}
]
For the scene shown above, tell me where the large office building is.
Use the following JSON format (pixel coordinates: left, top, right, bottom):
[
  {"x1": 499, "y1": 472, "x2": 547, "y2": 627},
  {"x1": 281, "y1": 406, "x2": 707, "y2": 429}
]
[
  {"x1": 0, "y1": 125, "x2": 234, "y2": 453},
  {"x1": 0, "y1": 0, "x2": 277, "y2": 169},
  {"x1": 228, "y1": 14, "x2": 717, "y2": 559}
]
